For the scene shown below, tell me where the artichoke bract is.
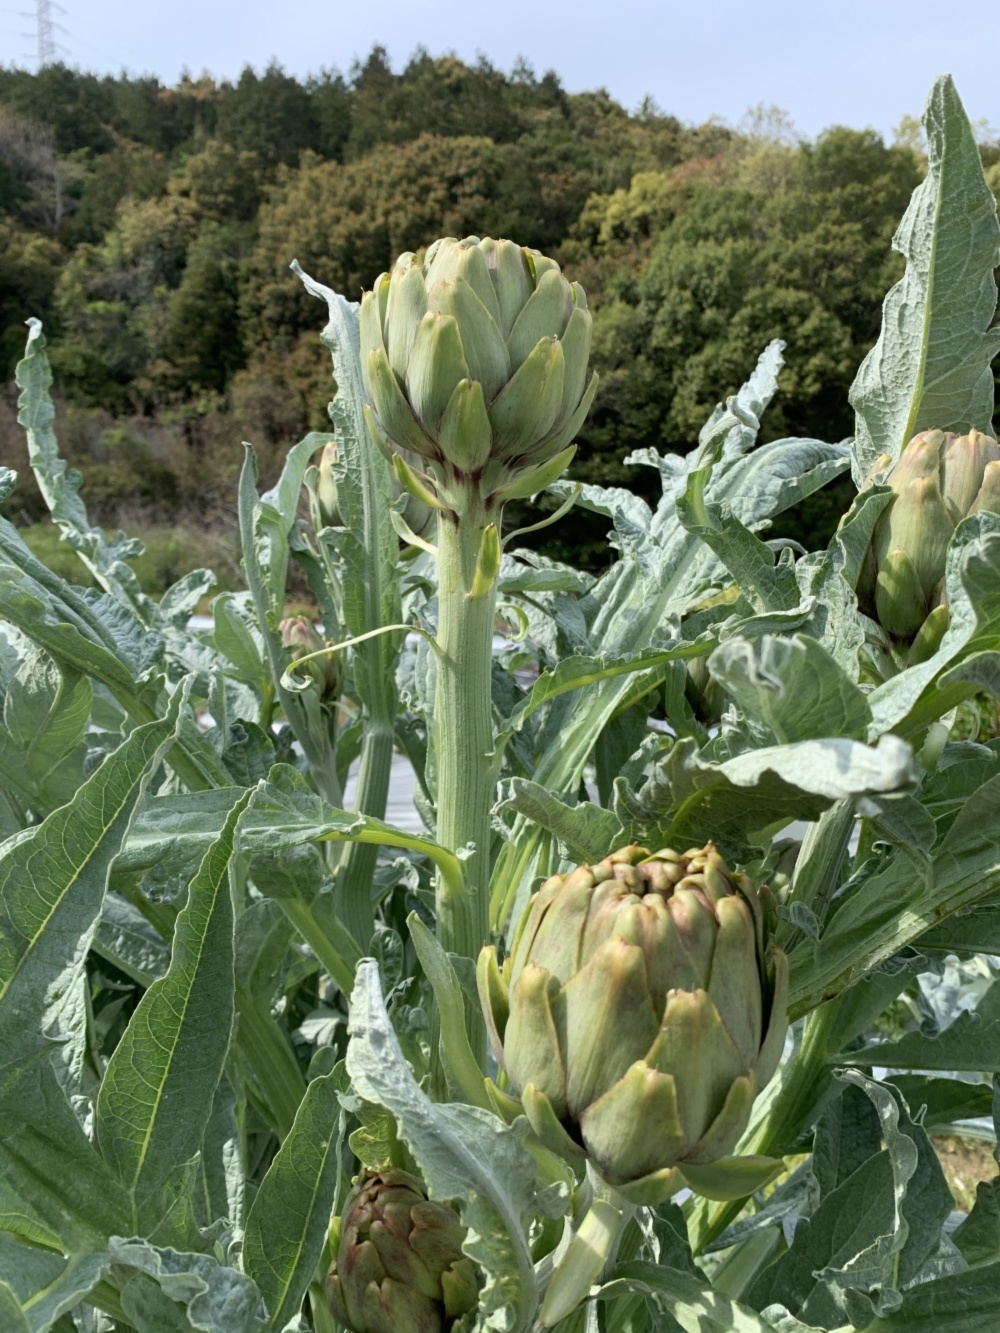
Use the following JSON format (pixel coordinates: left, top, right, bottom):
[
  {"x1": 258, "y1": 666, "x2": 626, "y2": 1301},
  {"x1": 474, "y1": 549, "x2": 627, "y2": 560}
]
[
  {"x1": 859, "y1": 428, "x2": 1000, "y2": 663},
  {"x1": 326, "y1": 1168, "x2": 478, "y2": 1333},
  {"x1": 317, "y1": 438, "x2": 435, "y2": 538},
  {"x1": 359, "y1": 236, "x2": 597, "y2": 510},
  {"x1": 478, "y1": 845, "x2": 788, "y2": 1205}
]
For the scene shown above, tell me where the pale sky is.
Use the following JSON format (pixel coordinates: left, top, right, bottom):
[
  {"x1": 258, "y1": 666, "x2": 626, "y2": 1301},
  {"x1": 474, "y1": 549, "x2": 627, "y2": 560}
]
[{"x1": 2, "y1": 0, "x2": 998, "y2": 141}]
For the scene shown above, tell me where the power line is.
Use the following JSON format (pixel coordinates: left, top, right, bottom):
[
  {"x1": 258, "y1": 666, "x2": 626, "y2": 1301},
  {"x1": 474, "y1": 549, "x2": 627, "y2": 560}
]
[{"x1": 15, "y1": 0, "x2": 68, "y2": 67}]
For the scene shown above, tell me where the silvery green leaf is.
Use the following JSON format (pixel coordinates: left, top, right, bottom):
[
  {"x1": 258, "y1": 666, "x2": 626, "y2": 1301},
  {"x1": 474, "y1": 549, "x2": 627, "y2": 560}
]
[
  {"x1": 243, "y1": 1069, "x2": 343, "y2": 1331},
  {"x1": 158, "y1": 568, "x2": 217, "y2": 627},
  {"x1": 0, "y1": 1235, "x2": 109, "y2": 1333},
  {"x1": 118, "y1": 1276, "x2": 192, "y2": 1332},
  {"x1": 708, "y1": 636, "x2": 870, "y2": 744},
  {"x1": 0, "y1": 1052, "x2": 133, "y2": 1249},
  {"x1": 0, "y1": 688, "x2": 184, "y2": 1087},
  {"x1": 813, "y1": 1073, "x2": 955, "y2": 1322},
  {"x1": 0, "y1": 561, "x2": 160, "y2": 699},
  {"x1": 348, "y1": 960, "x2": 565, "y2": 1332},
  {"x1": 859, "y1": 1263, "x2": 1000, "y2": 1330},
  {"x1": 0, "y1": 1283, "x2": 29, "y2": 1333},
  {"x1": 812, "y1": 1083, "x2": 883, "y2": 1201},
  {"x1": 886, "y1": 1076, "x2": 994, "y2": 1133},
  {"x1": 106, "y1": 1238, "x2": 264, "y2": 1332},
  {"x1": 95, "y1": 789, "x2": 251, "y2": 1245},
  {"x1": 790, "y1": 766, "x2": 1000, "y2": 1016},
  {"x1": 496, "y1": 779, "x2": 619, "y2": 866},
  {"x1": 918, "y1": 909, "x2": 1000, "y2": 953},
  {"x1": 238, "y1": 442, "x2": 341, "y2": 807},
  {"x1": 197, "y1": 1076, "x2": 244, "y2": 1236},
  {"x1": 849, "y1": 76, "x2": 1000, "y2": 483},
  {"x1": 15, "y1": 320, "x2": 153, "y2": 621},
  {"x1": 746, "y1": 1148, "x2": 895, "y2": 1324},
  {"x1": 615, "y1": 733, "x2": 912, "y2": 860},
  {"x1": 0, "y1": 649, "x2": 91, "y2": 814},
  {"x1": 840, "y1": 979, "x2": 1000, "y2": 1072},
  {"x1": 112, "y1": 786, "x2": 248, "y2": 902},
  {"x1": 92, "y1": 893, "x2": 170, "y2": 987}
]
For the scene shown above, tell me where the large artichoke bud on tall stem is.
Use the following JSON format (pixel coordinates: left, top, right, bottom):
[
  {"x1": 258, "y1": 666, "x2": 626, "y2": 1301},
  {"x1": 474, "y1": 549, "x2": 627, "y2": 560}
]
[
  {"x1": 326, "y1": 1169, "x2": 478, "y2": 1333},
  {"x1": 859, "y1": 428, "x2": 1000, "y2": 666},
  {"x1": 478, "y1": 844, "x2": 788, "y2": 1207},
  {"x1": 360, "y1": 238, "x2": 597, "y2": 1023}
]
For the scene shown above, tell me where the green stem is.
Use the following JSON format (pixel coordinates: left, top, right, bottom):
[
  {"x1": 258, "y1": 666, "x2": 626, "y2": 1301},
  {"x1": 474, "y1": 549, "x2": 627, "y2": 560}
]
[
  {"x1": 279, "y1": 897, "x2": 358, "y2": 996},
  {"x1": 334, "y1": 720, "x2": 394, "y2": 950},
  {"x1": 433, "y1": 506, "x2": 498, "y2": 1070},
  {"x1": 434, "y1": 510, "x2": 497, "y2": 960}
]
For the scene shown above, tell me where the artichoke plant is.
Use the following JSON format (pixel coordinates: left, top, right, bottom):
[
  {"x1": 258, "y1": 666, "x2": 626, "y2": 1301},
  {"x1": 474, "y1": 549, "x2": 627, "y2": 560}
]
[
  {"x1": 326, "y1": 1168, "x2": 478, "y2": 1333},
  {"x1": 478, "y1": 845, "x2": 788, "y2": 1203},
  {"x1": 859, "y1": 428, "x2": 1000, "y2": 662},
  {"x1": 359, "y1": 236, "x2": 597, "y2": 511}
]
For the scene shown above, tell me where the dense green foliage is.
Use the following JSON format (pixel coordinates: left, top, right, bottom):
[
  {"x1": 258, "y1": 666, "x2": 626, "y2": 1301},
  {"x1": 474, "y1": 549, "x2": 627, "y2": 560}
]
[
  {"x1": 2, "y1": 71, "x2": 1000, "y2": 1333},
  {"x1": 0, "y1": 50, "x2": 943, "y2": 565}
]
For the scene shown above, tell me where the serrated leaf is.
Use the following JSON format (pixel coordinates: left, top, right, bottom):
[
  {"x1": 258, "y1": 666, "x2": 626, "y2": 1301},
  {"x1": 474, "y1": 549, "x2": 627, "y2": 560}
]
[
  {"x1": 840, "y1": 979, "x2": 1000, "y2": 1072},
  {"x1": 15, "y1": 320, "x2": 153, "y2": 619},
  {"x1": 105, "y1": 1239, "x2": 263, "y2": 1332},
  {"x1": 861, "y1": 1263, "x2": 1000, "y2": 1330},
  {"x1": 849, "y1": 76, "x2": 1000, "y2": 482},
  {"x1": 709, "y1": 635, "x2": 870, "y2": 744}
]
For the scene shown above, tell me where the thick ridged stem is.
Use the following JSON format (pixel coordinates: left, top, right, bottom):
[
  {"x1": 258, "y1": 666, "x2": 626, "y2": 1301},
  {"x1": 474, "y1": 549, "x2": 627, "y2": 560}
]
[
  {"x1": 326, "y1": 720, "x2": 395, "y2": 955},
  {"x1": 434, "y1": 504, "x2": 497, "y2": 1063}
]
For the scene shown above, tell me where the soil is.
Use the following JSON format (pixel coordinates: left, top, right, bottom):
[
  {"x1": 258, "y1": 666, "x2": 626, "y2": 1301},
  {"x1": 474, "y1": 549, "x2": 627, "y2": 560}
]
[{"x1": 932, "y1": 1136, "x2": 999, "y2": 1213}]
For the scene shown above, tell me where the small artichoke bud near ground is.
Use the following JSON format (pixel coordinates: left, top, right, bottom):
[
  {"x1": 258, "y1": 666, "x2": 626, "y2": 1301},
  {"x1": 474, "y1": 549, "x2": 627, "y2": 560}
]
[
  {"x1": 279, "y1": 615, "x2": 340, "y2": 700},
  {"x1": 858, "y1": 428, "x2": 1000, "y2": 662},
  {"x1": 478, "y1": 845, "x2": 788, "y2": 1205},
  {"x1": 326, "y1": 1168, "x2": 478, "y2": 1333},
  {"x1": 359, "y1": 236, "x2": 597, "y2": 512}
]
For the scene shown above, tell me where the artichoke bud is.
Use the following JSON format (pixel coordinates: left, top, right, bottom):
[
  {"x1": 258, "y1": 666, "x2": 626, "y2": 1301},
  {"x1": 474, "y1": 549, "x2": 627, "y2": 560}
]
[
  {"x1": 479, "y1": 844, "x2": 788, "y2": 1203},
  {"x1": 326, "y1": 1168, "x2": 479, "y2": 1333},
  {"x1": 317, "y1": 441, "x2": 340, "y2": 527},
  {"x1": 684, "y1": 655, "x2": 725, "y2": 726},
  {"x1": 862, "y1": 428, "x2": 1000, "y2": 649},
  {"x1": 279, "y1": 615, "x2": 340, "y2": 700},
  {"x1": 360, "y1": 237, "x2": 596, "y2": 511}
]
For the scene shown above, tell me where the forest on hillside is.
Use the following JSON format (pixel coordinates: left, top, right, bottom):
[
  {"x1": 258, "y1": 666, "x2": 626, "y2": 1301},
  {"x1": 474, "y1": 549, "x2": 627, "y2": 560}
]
[{"x1": 2, "y1": 48, "x2": 990, "y2": 579}]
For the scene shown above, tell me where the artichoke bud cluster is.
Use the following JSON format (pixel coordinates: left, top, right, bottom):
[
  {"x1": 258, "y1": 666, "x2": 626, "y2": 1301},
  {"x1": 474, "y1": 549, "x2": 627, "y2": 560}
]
[
  {"x1": 279, "y1": 615, "x2": 340, "y2": 701},
  {"x1": 359, "y1": 236, "x2": 597, "y2": 513},
  {"x1": 859, "y1": 428, "x2": 1000, "y2": 663},
  {"x1": 326, "y1": 1168, "x2": 478, "y2": 1333},
  {"x1": 478, "y1": 844, "x2": 788, "y2": 1205}
]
